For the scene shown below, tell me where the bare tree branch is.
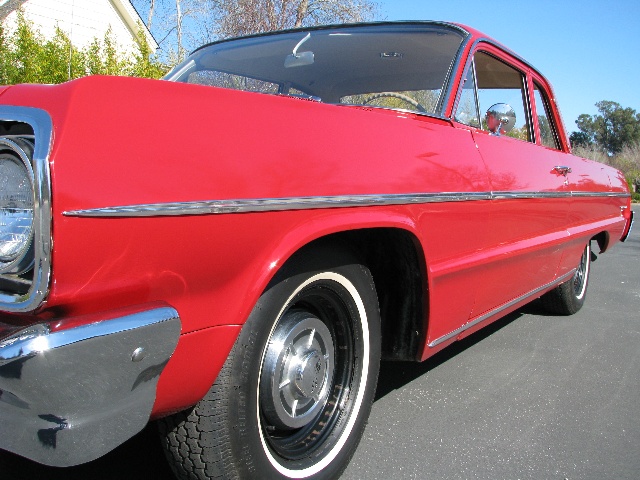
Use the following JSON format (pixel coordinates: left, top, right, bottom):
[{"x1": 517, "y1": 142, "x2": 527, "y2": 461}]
[
  {"x1": 131, "y1": 0, "x2": 379, "y2": 64},
  {"x1": 207, "y1": 0, "x2": 379, "y2": 39},
  {"x1": 148, "y1": 0, "x2": 156, "y2": 30}
]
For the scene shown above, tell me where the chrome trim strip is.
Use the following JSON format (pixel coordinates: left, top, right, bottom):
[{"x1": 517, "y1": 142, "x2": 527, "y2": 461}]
[
  {"x1": 492, "y1": 191, "x2": 630, "y2": 200},
  {"x1": 63, "y1": 191, "x2": 631, "y2": 218},
  {"x1": 0, "y1": 106, "x2": 53, "y2": 312},
  {"x1": 569, "y1": 191, "x2": 630, "y2": 198},
  {"x1": 0, "y1": 305, "x2": 181, "y2": 467},
  {"x1": 491, "y1": 191, "x2": 564, "y2": 200},
  {"x1": 63, "y1": 192, "x2": 493, "y2": 217},
  {"x1": 428, "y1": 269, "x2": 576, "y2": 348}
]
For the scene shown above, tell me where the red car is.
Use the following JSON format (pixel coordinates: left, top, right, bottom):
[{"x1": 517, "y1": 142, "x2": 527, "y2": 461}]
[{"x1": 0, "y1": 21, "x2": 633, "y2": 479}]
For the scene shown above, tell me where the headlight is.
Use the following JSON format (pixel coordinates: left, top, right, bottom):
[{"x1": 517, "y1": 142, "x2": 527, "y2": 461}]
[{"x1": 0, "y1": 138, "x2": 35, "y2": 274}]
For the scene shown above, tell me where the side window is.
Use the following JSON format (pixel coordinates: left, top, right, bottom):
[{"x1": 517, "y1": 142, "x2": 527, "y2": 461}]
[
  {"x1": 533, "y1": 83, "x2": 560, "y2": 150},
  {"x1": 454, "y1": 61, "x2": 481, "y2": 128},
  {"x1": 473, "y1": 52, "x2": 532, "y2": 142}
]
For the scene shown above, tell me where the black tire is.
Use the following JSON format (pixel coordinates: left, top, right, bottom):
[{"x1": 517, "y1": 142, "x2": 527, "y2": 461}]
[
  {"x1": 158, "y1": 247, "x2": 381, "y2": 480},
  {"x1": 540, "y1": 242, "x2": 591, "y2": 315}
]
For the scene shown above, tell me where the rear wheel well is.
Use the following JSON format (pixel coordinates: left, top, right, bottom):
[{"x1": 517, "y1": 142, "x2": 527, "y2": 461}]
[
  {"x1": 592, "y1": 231, "x2": 610, "y2": 253},
  {"x1": 292, "y1": 229, "x2": 426, "y2": 361}
]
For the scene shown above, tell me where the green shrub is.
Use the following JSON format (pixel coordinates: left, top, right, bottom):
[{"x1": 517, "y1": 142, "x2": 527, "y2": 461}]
[{"x1": 0, "y1": 13, "x2": 168, "y2": 85}]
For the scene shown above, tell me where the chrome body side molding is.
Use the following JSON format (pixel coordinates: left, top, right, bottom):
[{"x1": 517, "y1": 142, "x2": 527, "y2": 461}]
[
  {"x1": 0, "y1": 305, "x2": 181, "y2": 467},
  {"x1": 63, "y1": 191, "x2": 631, "y2": 218},
  {"x1": 428, "y1": 269, "x2": 576, "y2": 348}
]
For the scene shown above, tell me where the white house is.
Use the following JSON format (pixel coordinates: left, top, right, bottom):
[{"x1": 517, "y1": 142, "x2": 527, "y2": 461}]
[{"x1": 0, "y1": 0, "x2": 157, "y2": 54}]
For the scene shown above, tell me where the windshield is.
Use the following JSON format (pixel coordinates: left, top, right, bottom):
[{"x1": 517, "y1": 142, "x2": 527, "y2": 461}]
[{"x1": 166, "y1": 23, "x2": 466, "y2": 116}]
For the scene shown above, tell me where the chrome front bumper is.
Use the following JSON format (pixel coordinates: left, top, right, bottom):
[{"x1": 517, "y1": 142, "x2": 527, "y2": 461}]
[{"x1": 0, "y1": 305, "x2": 181, "y2": 467}]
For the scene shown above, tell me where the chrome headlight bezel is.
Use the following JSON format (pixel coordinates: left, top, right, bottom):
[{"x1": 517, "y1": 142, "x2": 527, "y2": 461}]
[
  {"x1": 0, "y1": 106, "x2": 53, "y2": 313},
  {"x1": 0, "y1": 137, "x2": 36, "y2": 275}
]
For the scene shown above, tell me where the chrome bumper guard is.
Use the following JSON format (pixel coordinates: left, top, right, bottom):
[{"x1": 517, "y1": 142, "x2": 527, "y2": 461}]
[
  {"x1": 621, "y1": 209, "x2": 634, "y2": 242},
  {"x1": 0, "y1": 306, "x2": 181, "y2": 467}
]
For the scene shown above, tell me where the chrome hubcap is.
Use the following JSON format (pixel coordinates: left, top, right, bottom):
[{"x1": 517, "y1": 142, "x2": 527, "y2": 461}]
[{"x1": 260, "y1": 310, "x2": 335, "y2": 430}]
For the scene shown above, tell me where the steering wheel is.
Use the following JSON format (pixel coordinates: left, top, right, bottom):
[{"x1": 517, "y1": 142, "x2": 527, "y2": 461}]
[{"x1": 363, "y1": 92, "x2": 426, "y2": 113}]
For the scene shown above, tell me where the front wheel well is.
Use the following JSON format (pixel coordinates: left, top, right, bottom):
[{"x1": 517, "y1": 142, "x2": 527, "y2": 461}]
[{"x1": 290, "y1": 228, "x2": 427, "y2": 362}]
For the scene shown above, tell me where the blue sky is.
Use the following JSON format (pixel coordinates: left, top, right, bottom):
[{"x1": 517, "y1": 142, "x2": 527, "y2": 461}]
[{"x1": 377, "y1": 0, "x2": 640, "y2": 133}]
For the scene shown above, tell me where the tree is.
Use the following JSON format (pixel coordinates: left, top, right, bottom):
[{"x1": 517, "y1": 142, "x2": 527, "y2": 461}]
[
  {"x1": 148, "y1": 0, "x2": 157, "y2": 30},
  {"x1": 569, "y1": 130, "x2": 592, "y2": 148},
  {"x1": 132, "y1": 0, "x2": 208, "y2": 63},
  {"x1": 573, "y1": 100, "x2": 640, "y2": 155},
  {"x1": 0, "y1": 14, "x2": 167, "y2": 85},
  {"x1": 207, "y1": 0, "x2": 379, "y2": 39},
  {"x1": 132, "y1": 0, "x2": 379, "y2": 63}
]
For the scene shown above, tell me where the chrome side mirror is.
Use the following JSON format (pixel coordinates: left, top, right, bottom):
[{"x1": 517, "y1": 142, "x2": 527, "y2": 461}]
[{"x1": 485, "y1": 103, "x2": 516, "y2": 135}]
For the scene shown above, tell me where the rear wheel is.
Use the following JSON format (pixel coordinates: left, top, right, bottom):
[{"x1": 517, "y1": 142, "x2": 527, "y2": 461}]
[
  {"x1": 159, "y1": 248, "x2": 381, "y2": 479},
  {"x1": 540, "y1": 242, "x2": 591, "y2": 315}
]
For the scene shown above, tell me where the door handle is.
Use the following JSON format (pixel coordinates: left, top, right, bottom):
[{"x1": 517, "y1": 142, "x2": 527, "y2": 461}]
[{"x1": 552, "y1": 166, "x2": 572, "y2": 177}]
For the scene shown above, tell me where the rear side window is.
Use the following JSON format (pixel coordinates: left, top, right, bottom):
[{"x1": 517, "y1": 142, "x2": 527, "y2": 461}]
[{"x1": 533, "y1": 83, "x2": 560, "y2": 150}]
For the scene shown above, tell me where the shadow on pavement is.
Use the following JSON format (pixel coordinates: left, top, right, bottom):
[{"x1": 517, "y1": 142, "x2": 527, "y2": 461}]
[{"x1": 374, "y1": 308, "x2": 530, "y2": 401}]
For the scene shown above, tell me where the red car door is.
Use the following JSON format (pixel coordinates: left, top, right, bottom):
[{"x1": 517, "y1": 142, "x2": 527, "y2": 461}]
[
  {"x1": 471, "y1": 133, "x2": 570, "y2": 316},
  {"x1": 455, "y1": 48, "x2": 571, "y2": 319}
]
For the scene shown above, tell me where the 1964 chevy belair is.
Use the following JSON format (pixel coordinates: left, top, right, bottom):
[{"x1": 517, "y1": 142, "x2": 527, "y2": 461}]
[{"x1": 0, "y1": 21, "x2": 633, "y2": 480}]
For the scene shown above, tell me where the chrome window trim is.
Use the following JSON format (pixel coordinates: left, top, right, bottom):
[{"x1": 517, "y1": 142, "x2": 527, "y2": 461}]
[
  {"x1": 436, "y1": 27, "x2": 473, "y2": 116},
  {"x1": 428, "y1": 268, "x2": 577, "y2": 348},
  {"x1": 449, "y1": 36, "x2": 549, "y2": 122},
  {"x1": 522, "y1": 64, "x2": 534, "y2": 142},
  {"x1": 0, "y1": 106, "x2": 53, "y2": 312},
  {"x1": 63, "y1": 191, "x2": 631, "y2": 218},
  {"x1": 471, "y1": 58, "x2": 482, "y2": 128},
  {"x1": 467, "y1": 37, "x2": 545, "y2": 87},
  {"x1": 532, "y1": 81, "x2": 562, "y2": 150},
  {"x1": 435, "y1": 28, "x2": 471, "y2": 115}
]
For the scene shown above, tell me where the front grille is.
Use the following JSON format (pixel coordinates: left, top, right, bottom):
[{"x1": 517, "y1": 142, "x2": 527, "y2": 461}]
[{"x1": 0, "y1": 107, "x2": 53, "y2": 313}]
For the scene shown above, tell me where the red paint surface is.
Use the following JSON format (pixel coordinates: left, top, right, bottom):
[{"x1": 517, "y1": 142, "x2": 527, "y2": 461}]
[{"x1": 0, "y1": 25, "x2": 630, "y2": 412}]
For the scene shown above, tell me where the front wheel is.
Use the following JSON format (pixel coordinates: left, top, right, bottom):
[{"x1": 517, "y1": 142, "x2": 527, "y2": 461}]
[
  {"x1": 159, "y1": 248, "x2": 381, "y2": 479},
  {"x1": 540, "y1": 242, "x2": 591, "y2": 315}
]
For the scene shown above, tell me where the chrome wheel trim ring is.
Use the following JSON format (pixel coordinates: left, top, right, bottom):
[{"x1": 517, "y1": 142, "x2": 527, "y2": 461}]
[
  {"x1": 573, "y1": 244, "x2": 590, "y2": 300},
  {"x1": 256, "y1": 272, "x2": 370, "y2": 478}
]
